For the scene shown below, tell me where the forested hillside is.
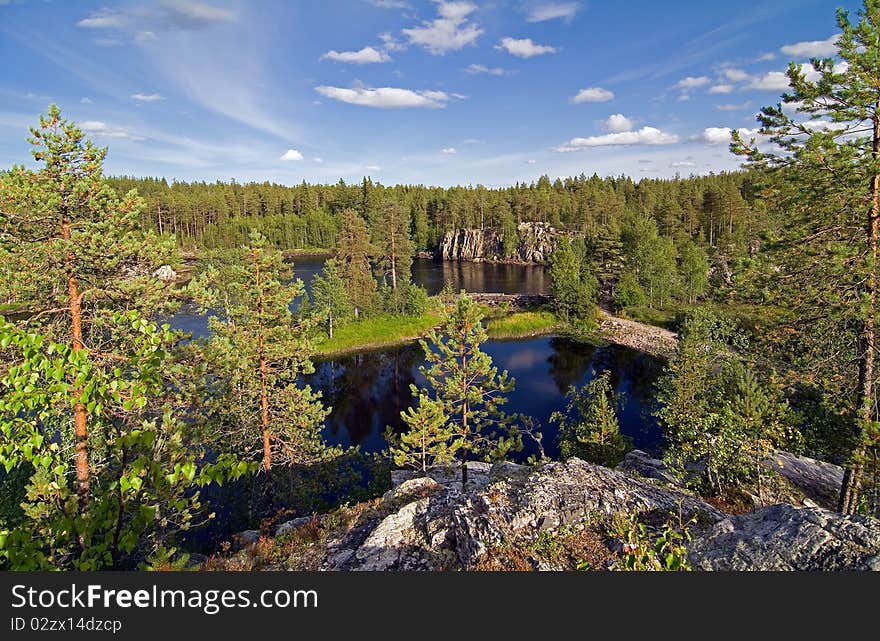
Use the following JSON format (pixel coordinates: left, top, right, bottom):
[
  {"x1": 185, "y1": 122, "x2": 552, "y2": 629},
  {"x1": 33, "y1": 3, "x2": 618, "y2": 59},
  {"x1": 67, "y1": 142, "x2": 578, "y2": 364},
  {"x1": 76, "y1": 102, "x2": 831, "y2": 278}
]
[{"x1": 108, "y1": 171, "x2": 766, "y2": 260}]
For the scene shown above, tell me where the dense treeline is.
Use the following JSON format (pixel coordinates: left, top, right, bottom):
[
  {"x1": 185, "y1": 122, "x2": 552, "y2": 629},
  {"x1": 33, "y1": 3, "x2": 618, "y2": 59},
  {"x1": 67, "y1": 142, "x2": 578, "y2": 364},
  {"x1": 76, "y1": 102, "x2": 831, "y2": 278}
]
[{"x1": 107, "y1": 170, "x2": 767, "y2": 260}]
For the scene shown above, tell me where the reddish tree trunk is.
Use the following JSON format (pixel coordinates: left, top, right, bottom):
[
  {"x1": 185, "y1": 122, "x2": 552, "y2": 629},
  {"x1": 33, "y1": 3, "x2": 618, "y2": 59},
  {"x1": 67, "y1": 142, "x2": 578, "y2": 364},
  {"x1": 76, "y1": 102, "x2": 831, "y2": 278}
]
[
  {"x1": 62, "y1": 218, "x2": 90, "y2": 514},
  {"x1": 840, "y1": 105, "x2": 880, "y2": 514}
]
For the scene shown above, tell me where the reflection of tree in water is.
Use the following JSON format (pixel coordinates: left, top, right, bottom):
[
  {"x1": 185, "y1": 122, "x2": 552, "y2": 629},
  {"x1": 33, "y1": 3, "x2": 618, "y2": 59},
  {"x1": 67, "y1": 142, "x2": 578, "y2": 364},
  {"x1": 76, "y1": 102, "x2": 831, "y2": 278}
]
[
  {"x1": 547, "y1": 337, "x2": 597, "y2": 393},
  {"x1": 311, "y1": 344, "x2": 425, "y2": 447}
]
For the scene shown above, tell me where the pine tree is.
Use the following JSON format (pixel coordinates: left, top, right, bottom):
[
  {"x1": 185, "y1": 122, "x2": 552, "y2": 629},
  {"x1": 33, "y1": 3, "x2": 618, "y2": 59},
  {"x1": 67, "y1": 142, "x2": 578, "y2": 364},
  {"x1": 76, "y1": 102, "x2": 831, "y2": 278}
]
[
  {"x1": 336, "y1": 209, "x2": 376, "y2": 318},
  {"x1": 549, "y1": 237, "x2": 598, "y2": 325},
  {"x1": 732, "y1": 0, "x2": 880, "y2": 513},
  {"x1": 0, "y1": 107, "x2": 249, "y2": 569},
  {"x1": 311, "y1": 258, "x2": 353, "y2": 338},
  {"x1": 375, "y1": 201, "x2": 414, "y2": 290},
  {"x1": 191, "y1": 231, "x2": 333, "y2": 471},
  {"x1": 551, "y1": 371, "x2": 631, "y2": 467},
  {"x1": 385, "y1": 393, "x2": 459, "y2": 473},
  {"x1": 416, "y1": 294, "x2": 519, "y2": 489},
  {"x1": 678, "y1": 240, "x2": 709, "y2": 304}
]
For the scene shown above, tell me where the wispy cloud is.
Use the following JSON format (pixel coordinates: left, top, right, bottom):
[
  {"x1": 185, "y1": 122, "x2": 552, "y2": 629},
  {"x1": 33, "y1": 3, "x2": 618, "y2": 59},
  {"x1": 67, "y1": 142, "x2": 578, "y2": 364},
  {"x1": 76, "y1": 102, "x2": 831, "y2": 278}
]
[
  {"x1": 781, "y1": 34, "x2": 838, "y2": 58},
  {"x1": 315, "y1": 85, "x2": 457, "y2": 108},
  {"x1": 80, "y1": 120, "x2": 145, "y2": 141},
  {"x1": 321, "y1": 47, "x2": 391, "y2": 64},
  {"x1": 496, "y1": 37, "x2": 557, "y2": 58},
  {"x1": 555, "y1": 126, "x2": 679, "y2": 152},
  {"x1": 131, "y1": 92, "x2": 165, "y2": 101},
  {"x1": 77, "y1": 0, "x2": 236, "y2": 42},
  {"x1": 402, "y1": 1, "x2": 483, "y2": 55},
  {"x1": 465, "y1": 63, "x2": 509, "y2": 76},
  {"x1": 440, "y1": 147, "x2": 457, "y2": 155},
  {"x1": 525, "y1": 2, "x2": 580, "y2": 23}
]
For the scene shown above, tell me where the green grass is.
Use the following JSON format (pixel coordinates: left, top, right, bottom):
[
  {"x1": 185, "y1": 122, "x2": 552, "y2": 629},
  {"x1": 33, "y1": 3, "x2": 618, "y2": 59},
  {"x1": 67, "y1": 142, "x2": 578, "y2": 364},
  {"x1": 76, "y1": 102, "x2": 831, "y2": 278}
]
[
  {"x1": 618, "y1": 305, "x2": 681, "y2": 330},
  {"x1": 314, "y1": 312, "x2": 442, "y2": 357},
  {"x1": 485, "y1": 310, "x2": 560, "y2": 339}
]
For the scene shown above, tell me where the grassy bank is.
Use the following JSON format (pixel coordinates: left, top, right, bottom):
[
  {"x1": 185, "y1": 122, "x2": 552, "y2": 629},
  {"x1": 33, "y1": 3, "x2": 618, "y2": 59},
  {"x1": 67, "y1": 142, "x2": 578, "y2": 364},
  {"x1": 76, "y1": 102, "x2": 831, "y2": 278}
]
[
  {"x1": 485, "y1": 309, "x2": 560, "y2": 339},
  {"x1": 313, "y1": 312, "x2": 443, "y2": 358}
]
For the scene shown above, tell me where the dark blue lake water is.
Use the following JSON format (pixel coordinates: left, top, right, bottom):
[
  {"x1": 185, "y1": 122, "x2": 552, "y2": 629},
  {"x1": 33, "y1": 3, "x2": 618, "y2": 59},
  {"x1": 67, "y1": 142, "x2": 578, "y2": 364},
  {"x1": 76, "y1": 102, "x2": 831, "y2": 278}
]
[{"x1": 168, "y1": 258, "x2": 662, "y2": 460}]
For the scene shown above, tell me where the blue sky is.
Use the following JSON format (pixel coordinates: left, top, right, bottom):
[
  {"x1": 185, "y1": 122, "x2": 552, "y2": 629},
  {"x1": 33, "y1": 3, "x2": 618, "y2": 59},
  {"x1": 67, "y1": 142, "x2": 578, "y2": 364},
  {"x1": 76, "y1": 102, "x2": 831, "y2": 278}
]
[{"x1": 0, "y1": 0, "x2": 861, "y2": 187}]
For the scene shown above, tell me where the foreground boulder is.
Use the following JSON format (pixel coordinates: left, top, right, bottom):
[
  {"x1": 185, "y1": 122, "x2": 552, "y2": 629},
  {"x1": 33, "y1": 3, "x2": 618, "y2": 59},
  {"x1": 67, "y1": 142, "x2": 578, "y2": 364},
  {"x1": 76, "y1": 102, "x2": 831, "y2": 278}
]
[
  {"x1": 322, "y1": 459, "x2": 722, "y2": 571},
  {"x1": 688, "y1": 504, "x2": 880, "y2": 571},
  {"x1": 226, "y1": 457, "x2": 880, "y2": 571}
]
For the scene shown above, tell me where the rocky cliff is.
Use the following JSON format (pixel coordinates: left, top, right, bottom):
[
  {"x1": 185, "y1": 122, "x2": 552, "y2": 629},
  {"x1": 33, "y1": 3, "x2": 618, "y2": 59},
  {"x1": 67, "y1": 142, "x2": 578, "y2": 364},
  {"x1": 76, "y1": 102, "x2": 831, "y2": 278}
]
[
  {"x1": 439, "y1": 222, "x2": 561, "y2": 263},
  {"x1": 218, "y1": 453, "x2": 880, "y2": 572}
]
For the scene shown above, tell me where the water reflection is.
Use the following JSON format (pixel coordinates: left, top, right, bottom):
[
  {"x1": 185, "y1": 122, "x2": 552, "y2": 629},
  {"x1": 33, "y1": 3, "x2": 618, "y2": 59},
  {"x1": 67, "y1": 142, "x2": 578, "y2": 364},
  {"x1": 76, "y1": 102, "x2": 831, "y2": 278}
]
[
  {"x1": 310, "y1": 336, "x2": 664, "y2": 460},
  {"x1": 413, "y1": 259, "x2": 550, "y2": 295}
]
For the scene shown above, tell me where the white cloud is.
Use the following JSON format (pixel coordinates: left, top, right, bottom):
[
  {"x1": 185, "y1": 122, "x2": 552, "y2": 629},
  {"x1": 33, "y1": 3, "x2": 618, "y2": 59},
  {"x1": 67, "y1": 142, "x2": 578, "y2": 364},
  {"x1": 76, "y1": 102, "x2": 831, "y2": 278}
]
[
  {"x1": 604, "y1": 113, "x2": 634, "y2": 133},
  {"x1": 554, "y1": 126, "x2": 679, "y2": 151},
  {"x1": 322, "y1": 46, "x2": 391, "y2": 64},
  {"x1": 462, "y1": 138, "x2": 483, "y2": 144},
  {"x1": 749, "y1": 71, "x2": 790, "y2": 91},
  {"x1": 379, "y1": 32, "x2": 407, "y2": 52},
  {"x1": 803, "y1": 119, "x2": 847, "y2": 132},
  {"x1": 131, "y1": 92, "x2": 165, "y2": 101},
  {"x1": 708, "y1": 84, "x2": 733, "y2": 94},
  {"x1": 440, "y1": 147, "x2": 457, "y2": 154},
  {"x1": 80, "y1": 97, "x2": 93, "y2": 104},
  {"x1": 80, "y1": 120, "x2": 144, "y2": 140},
  {"x1": 466, "y1": 63, "x2": 508, "y2": 76},
  {"x1": 716, "y1": 102, "x2": 751, "y2": 111},
  {"x1": 402, "y1": 1, "x2": 483, "y2": 55},
  {"x1": 496, "y1": 37, "x2": 558, "y2": 58},
  {"x1": 756, "y1": 52, "x2": 776, "y2": 62},
  {"x1": 670, "y1": 161, "x2": 696, "y2": 168},
  {"x1": 701, "y1": 127, "x2": 758, "y2": 144},
  {"x1": 315, "y1": 85, "x2": 456, "y2": 108},
  {"x1": 368, "y1": 0, "x2": 410, "y2": 8},
  {"x1": 675, "y1": 76, "x2": 711, "y2": 90},
  {"x1": 365, "y1": 165, "x2": 382, "y2": 171},
  {"x1": 280, "y1": 149, "x2": 303, "y2": 161},
  {"x1": 721, "y1": 67, "x2": 749, "y2": 82},
  {"x1": 313, "y1": 157, "x2": 324, "y2": 163},
  {"x1": 526, "y1": 159, "x2": 537, "y2": 164},
  {"x1": 526, "y1": 2, "x2": 580, "y2": 23},
  {"x1": 781, "y1": 34, "x2": 838, "y2": 58},
  {"x1": 77, "y1": 1, "x2": 235, "y2": 36},
  {"x1": 570, "y1": 87, "x2": 614, "y2": 103}
]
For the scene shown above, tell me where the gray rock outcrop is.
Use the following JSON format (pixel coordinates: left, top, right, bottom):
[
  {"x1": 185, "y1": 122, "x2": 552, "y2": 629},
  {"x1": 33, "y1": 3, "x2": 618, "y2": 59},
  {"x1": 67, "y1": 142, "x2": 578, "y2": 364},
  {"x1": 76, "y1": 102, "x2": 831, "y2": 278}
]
[
  {"x1": 439, "y1": 222, "x2": 562, "y2": 263},
  {"x1": 321, "y1": 458, "x2": 722, "y2": 571},
  {"x1": 688, "y1": 504, "x2": 880, "y2": 571}
]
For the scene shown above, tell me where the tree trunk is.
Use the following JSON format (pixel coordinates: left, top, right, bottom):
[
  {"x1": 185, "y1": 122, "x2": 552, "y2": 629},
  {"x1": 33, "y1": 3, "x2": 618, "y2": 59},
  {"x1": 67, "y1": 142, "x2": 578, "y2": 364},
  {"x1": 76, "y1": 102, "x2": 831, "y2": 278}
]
[
  {"x1": 390, "y1": 207, "x2": 398, "y2": 290},
  {"x1": 62, "y1": 217, "x2": 90, "y2": 515},
  {"x1": 256, "y1": 261, "x2": 272, "y2": 472},
  {"x1": 839, "y1": 105, "x2": 880, "y2": 514},
  {"x1": 260, "y1": 338, "x2": 271, "y2": 472}
]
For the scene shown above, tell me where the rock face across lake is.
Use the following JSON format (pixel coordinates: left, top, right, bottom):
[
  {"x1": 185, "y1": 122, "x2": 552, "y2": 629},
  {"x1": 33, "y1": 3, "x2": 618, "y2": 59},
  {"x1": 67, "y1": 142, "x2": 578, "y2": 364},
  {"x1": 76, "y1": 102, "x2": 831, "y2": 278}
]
[{"x1": 440, "y1": 222, "x2": 561, "y2": 263}]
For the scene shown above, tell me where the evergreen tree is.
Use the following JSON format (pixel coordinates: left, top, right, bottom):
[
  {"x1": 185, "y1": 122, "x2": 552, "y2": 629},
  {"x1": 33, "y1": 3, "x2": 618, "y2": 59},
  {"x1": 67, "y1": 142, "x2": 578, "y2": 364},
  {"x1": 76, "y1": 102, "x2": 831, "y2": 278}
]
[
  {"x1": 336, "y1": 209, "x2": 376, "y2": 318},
  {"x1": 0, "y1": 107, "x2": 248, "y2": 569},
  {"x1": 385, "y1": 394, "x2": 459, "y2": 473},
  {"x1": 678, "y1": 240, "x2": 709, "y2": 304},
  {"x1": 732, "y1": 0, "x2": 880, "y2": 512},
  {"x1": 416, "y1": 294, "x2": 519, "y2": 489},
  {"x1": 375, "y1": 200, "x2": 414, "y2": 290},
  {"x1": 311, "y1": 258, "x2": 353, "y2": 338},
  {"x1": 191, "y1": 231, "x2": 333, "y2": 471},
  {"x1": 551, "y1": 371, "x2": 631, "y2": 467},
  {"x1": 549, "y1": 238, "x2": 598, "y2": 324}
]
